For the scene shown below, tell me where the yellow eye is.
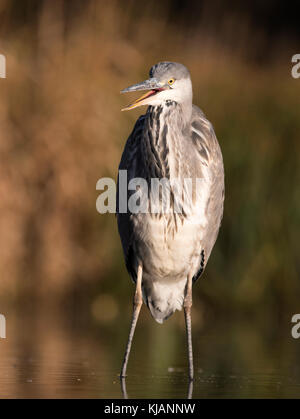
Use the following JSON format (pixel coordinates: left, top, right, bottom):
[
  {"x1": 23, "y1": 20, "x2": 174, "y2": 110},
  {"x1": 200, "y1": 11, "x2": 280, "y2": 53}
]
[{"x1": 168, "y1": 78, "x2": 175, "y2": 86}]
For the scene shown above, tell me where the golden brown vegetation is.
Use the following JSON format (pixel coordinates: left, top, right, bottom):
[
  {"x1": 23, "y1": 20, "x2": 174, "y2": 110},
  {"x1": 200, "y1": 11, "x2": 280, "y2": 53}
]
[{"x1": 0, "y1": 0, "x2": 299, "y2": 322}]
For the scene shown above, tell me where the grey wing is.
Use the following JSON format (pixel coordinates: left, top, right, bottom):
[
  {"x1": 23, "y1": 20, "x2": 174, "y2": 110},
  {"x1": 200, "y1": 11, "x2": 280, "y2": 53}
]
[
  {"x1": 190, "y1": 105, "x2": 225, "y2": 282},
  {"x1": 116, "y1": 115, "x2": 146, "y2": 282}
]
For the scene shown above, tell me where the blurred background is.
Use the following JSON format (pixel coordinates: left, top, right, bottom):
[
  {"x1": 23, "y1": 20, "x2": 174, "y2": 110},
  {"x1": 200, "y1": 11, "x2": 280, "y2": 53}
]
[{"x1": 0, "y1": 0, "x2": 300, "y2": 398}]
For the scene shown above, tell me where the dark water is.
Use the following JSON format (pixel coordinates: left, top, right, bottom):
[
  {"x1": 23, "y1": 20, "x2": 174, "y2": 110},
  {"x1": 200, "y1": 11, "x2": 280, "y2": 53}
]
[{"x1": 0, "y1": 306, "x2": 299, "y2": 398}]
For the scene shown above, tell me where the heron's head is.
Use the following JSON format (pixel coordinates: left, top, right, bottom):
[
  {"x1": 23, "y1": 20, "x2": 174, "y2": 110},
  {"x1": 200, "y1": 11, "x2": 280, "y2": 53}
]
[{"x1": 121, "y1": 62, "x2": 192, "y2": 111}]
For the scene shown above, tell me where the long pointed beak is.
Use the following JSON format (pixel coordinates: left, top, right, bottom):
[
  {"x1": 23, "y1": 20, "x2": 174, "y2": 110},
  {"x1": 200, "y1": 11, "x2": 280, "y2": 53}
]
[{"x1": 121, "y1": 78, "x2": 164, "y2": 111}]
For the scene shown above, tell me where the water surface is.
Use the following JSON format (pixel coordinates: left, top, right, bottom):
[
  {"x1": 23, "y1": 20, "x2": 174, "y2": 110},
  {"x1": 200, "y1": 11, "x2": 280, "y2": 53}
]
[{"x1": 0, "y1": 307, "x2": 299, "y2": 398}]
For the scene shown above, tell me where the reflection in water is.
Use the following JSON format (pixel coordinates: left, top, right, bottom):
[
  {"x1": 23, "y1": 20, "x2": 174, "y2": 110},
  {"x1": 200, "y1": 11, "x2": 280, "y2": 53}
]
[
  {"x1": 120, "y1": 377, "x2": 128, "y2": 399},
  {"x1": 120, "y1": 377, "x2": 194, "y2": 399},
  {"x1": 0, "y1": 306, "x2": 300, "y2": 398},
  {"x1": 187, "y1": 380, "x2": 193, "y2": 399}
]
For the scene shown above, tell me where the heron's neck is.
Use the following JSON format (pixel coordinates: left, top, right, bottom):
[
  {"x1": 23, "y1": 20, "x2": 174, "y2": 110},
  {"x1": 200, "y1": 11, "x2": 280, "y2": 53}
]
[{"x1": 142, "y1": 102, "x2": 190, "y2": 180}]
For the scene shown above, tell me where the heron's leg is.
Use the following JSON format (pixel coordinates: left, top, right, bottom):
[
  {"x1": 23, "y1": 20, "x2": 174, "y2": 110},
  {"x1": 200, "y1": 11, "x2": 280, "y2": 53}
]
[
  {"x1": 120, "y1": 263, "x2": 143, "y2": 378},
  {"x1": 184, "y1": 274, "x2": 194, "y2": 381}
]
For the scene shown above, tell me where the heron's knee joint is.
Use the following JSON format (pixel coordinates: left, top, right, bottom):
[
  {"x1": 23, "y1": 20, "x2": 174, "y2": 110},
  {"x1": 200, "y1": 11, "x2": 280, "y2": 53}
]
[
  {"x1": 133, "y1": 293, "x2": 142, "y2": 307},
  {"x1": 184, "y1": 296, "x2": 192, "y2": 310}
]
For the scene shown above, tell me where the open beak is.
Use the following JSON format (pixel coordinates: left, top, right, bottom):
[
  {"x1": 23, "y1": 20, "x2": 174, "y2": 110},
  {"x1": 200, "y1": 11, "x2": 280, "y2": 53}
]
[{"x1": 121, "y1": 78, "x2": 165, "y2": 111}]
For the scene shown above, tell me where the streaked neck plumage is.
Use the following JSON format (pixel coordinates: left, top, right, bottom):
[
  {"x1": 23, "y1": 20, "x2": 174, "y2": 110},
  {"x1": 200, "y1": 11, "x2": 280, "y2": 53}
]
[{"x1": 141, "y1": 100, "x2": 192, "y2": 182}]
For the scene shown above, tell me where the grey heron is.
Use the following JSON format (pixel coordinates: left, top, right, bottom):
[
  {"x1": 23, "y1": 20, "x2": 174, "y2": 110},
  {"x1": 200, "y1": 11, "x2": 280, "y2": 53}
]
[{"x1": 117, "y1": 62, "x2": 224, "y2": 381}]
